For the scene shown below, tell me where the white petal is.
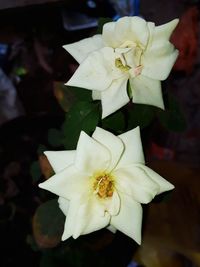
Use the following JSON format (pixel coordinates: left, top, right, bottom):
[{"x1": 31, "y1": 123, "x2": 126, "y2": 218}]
[
  {"x1": 92, "y1": 127, "x2": 124, "y2": 171},
  {"x1": 114, "y1": 165, "x2": 160, "y2": 204},
  {"x1": 103, "y1": 16, "x2": 149, "y2": 48},
  {"x1": 63, "y1": 35, "x2": 104, "y2": 64},
  {"x1": 72, "y1": 196, "x2": 110, "y2": 238},
  {"x1": 103, "y1": 190, "x2": 120, "y2": 216},
  {"x1": 66, "y1": 47, "x2": 119, "y2": 91},
  {"x1": 135, "y1": 164, "x2": 174, "y2": 194},
  {"x1": 154, "y1": 19, "x2": 179, "y2": 42},
  {"x1": 101, "y1": 76, "x2": 130, "y2": 119},
  {"x1": 117, "y1": 127, "x2": 145, "y2": 167},
  {"x1": 58, "y1": 197, "x2": 69, "y2": 216},
  {"x1": 142, "y1": 43, "x2": 179, "y2": 81},
  {"x1": 111, "y1": 193, "x2": 142, "y2": 244},
  {"x1": 130, "y1": 75, "x2": 164, "y2": 109},
  {"x1": 44, "y1": 150, "x2": 75, "y2": 173},
  {"x1": 92, "y1": 90, "x2": 101, "y2": 100},
  {"x1": 75, "y1": 131, "x2": 111, "y2": 173},
  {"x1": 107, "y1": 225, "x2": 117, "y2": 233},
  {"x1": 39, "y1": 165, "x2": 89, "y2": 199}
]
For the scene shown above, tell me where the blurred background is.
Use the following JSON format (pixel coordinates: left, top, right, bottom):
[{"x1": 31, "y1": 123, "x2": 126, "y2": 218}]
[{"x1": 0, "y1": 1, "x2": 200, "y2": 267}]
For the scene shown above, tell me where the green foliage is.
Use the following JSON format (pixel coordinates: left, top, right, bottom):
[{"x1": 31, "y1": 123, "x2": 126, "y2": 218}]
[
  {"x1": 62, "y1": 101, "x2": 101, "y2": 149},
  {"x1": 33, "y1": 199, "x2": 65, "y2": 248},
  {"x1": 127, "y1": 104, "x2": 155, "y2": 130},
  {"x1": 30, "y1": 161, "x2": 42, "y2": 183},
  {"x1": 48, "y1": 128, "x2": 64, "y2": 148},
  {"x1": 157, "y1": 93, "x2": 187, "y2": 132},
  {"x1": 102, "y1": 111, "x2": 126, "y2": 134}
]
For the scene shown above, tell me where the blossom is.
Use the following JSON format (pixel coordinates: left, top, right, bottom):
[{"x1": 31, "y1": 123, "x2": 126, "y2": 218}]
[
  {"x1": 64, "y1": 16, "x2": 179, "y2": 118},
  {"x1": 39, "y1": 127, "x2": 174, "y2": 244}
]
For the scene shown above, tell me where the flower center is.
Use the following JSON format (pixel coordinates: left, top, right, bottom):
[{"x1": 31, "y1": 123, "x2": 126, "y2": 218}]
[
  {"x1": 115, "y1": 58, "x2": 131, "y2": 72},
  {"x1": 93, "y1": 173, "x2": 114, "y2": 199}
]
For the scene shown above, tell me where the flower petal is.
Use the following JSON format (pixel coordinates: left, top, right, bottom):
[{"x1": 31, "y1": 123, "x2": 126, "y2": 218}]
[
  {"x1": 92, "y1": 127, "x2": 124, "y2": 171},
  {"x1": 63, "y1": 34, "x2": 104, "y2": 64},
  {"x1": 103, "y1": 16, "x2": 149, "y2": 48},
  {"x1": 44, "y1": 150, "x2": 76, "y2": 173},
  {"x1": 107, "y1": 225, "x2": 117, "y2": 233},
  {"x1": 75, "y1": 131, "x2": 111, "y2": 173},
  {"x1": 136, "y1": 164, "x2": 175, "y2": 194},
  {"x1": 117, "y1": 126, "x2": 145, "y2": 167},
  {"x1": 58, "y1": 197, "x2": 69, "y2": 216},
  {"x1": 154, "y1": 19, "x2": 179, "y2": 42},
  {"x1": 72, "y1": 196, "x2": 110, "y2": 238},
  {"x1": 92, "y1": 90, "x2": 101, "y2": 100},
  {"x1": 130, "y1": 75, "x2": 164, "y2": 109},
  {"x1": 39, "y1": 165, "x2": 89, "y2": 199},
  {"x1": 114, "y1": 165, "x2": 160, "y2": 204},
  {"x1": 111, "y1": 193, "x2": 142, "y2": 244},
  {"x1": 101, "y1": 76, "x2": 130, "y2": 118},
  {"x1": 103, "y1": 190, "x2": 120, "y2": 216},
  {"x1": 66, "y1": 47, "x2": 119, "y2": 91},
  {"x1": 142, "y1": 43, "x2": 179, "y2": 81}
]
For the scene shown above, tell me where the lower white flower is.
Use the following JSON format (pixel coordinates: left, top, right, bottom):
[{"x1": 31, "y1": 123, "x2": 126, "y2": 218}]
[{"x1": 39, "y1": 127, "x2": 174, "y2": 244}]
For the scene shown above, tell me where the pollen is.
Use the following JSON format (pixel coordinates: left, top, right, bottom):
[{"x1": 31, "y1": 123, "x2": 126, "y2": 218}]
[
  {"x1": 93, "y1": 172, "x2": 114, "y2": 199},
  {"x1": 115, "y1": 58, "x2": 131, "y2": 72}
]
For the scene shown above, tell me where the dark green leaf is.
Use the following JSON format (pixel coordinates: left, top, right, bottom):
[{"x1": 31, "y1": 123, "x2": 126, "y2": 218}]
[
  {"x1": 127, "y1": 104, "x2": 155, "y2": 129},
  {"x1": 102, "y1": 111, "x2": 125, "y2": 134},
  {"x1": 157, "y1": 94, "x2": 187, "y2": 132},
  {"x1": 48, "y1": 128, "x2": 64, "y2": 148},
  {"x1": 65, "y1": 85, "x2": 92, "y2": 102},
  {"x1": 62, "y1": 101, "x2": 100, "y2": 149},
  {"x1": 30, "y1": 161, "x2": 41, "y2": 183},
  {"x1": 33, "y1": 199, "x2": 65, "y2": 248}
]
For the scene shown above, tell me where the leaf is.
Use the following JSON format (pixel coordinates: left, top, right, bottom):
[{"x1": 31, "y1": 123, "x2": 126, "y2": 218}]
[
  {"x1": 127, "y1": 104, "x2": 155, "y2": 130},
  {"x1": 96, "y1": 17, "x2": 113, "y2": 34},
  {"x1": 30, "y1": 161, "x2": 42, "y2": 183},
  {"x1": 102, "y1": 111, "x2": 126, "y2": 134},
  {"x1": 33, "y1": 199, "x2": 65, "y2": 249},
  {"x1": 66, "y1": 85, "x2": 92, "y2": 102},
  {"x1": 157, "y1": 93, "x2": 187, "y2": 132},
  {"x1": 48, "y1": 128, "x2": 64, "y2": 148},
  {"x1": 62, "y1": 101, "x2": 100, "y2": 149}
]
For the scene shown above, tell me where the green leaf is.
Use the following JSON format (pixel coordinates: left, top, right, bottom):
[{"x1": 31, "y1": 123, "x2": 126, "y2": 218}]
[
  {"x1": 96, "y1": 17, "x2": 113, "y2": 34},
  {"x1": 48, "y1": 128, "x2": 64, "y2": 148},
  {"x1": 127, "y1": 104, "x2": 155, "y2": 129},
  {"x1": 102, "y1": 111, "x2": 126, "y2": 134},
  {"x1": 62, "y1": 101, "x2": 100, "y2": 149},
  {"x1": 33, "y1": 199, "x2": 65, "y2": 248},
  {"x1": 66, "y1": 85, "x2": 92, "y2": 102},
  {"x1": 30, "y1": 161, "x2": 41, "y2": 183},
  {"x1": 157, "y1": 94, "x2": 187, "y2": 132}
]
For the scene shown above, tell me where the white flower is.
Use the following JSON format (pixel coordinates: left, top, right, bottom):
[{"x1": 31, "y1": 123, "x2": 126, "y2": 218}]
[
  {"x1": 39, "y1": 127, "x2": 174, "y2": 244},
  {"x1": 64, "y1": 16, "x2": 179, "y2": 118}
]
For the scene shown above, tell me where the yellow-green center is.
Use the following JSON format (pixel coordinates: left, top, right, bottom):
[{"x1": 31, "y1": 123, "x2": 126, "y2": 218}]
[
  {"x1": 115, "y1": 58, "x2": 131, "y2": 72},
  {"x1": 93, "y1": 173, "x2": 114, "y2": 199}
]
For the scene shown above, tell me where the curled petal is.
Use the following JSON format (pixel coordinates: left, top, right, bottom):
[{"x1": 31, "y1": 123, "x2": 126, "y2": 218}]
[
  {"x1": 111, "y1": 193, "x2": 142, "y2": 244},
  {"x1": 114, "y1": 165, "x2": 160, "y2": 204},
  {"x1": 130, "y1": 75, "x2": 164, "y2": 109},
  {"x1": 39, "y1": 165, "x2": 89, "y2": 199},
  {"x1": 63, "y1": 35, "x2": 104, "y2": 64},
  {"x1": 103, "y1": 16, "x2": 149, "y2": 48},
  {"x1": 101, "y1": 76, "x2": 130, "y2": 119},
  {"x1": 118, "y1": 127, "x2": 145, "y2": 166},
  {"x1": 142, "y1": 43, "x2": 179, "y2": 81},
  {"x1": 66, "y1": 47, "x2": 121, "y2": 91},
  {"x1": 44, "y1": 151, "x2": 76, "y2": 173},
  {"x1": 92, "y1": 127, "x2": 124, "y2": 171},
  {"x1": 72, "y1": 196, "x2": 110, "y2": 238},
  {"x1": 154, "y1": 19, "x2": 179, "y2": 42},
  {"x1": 58, "y1": 197, "x2": 69, "y2": 216},
  {"x1": 75, "y1": 131, "x2": 111, "y2": 173}
]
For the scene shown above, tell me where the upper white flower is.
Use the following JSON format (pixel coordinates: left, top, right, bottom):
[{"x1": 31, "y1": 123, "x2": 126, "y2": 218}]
[
  {"x1": 39, "y1": 126, "x2": 174, "y2": 244},
  {"x1": 64, "y1": 16, "x2": 179, "y2": 118}
]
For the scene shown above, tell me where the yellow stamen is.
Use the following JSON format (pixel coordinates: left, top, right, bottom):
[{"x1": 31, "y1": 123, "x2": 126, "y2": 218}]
[{"x1": 93, "y1": 173, "x2": 114, "y2": 199}]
